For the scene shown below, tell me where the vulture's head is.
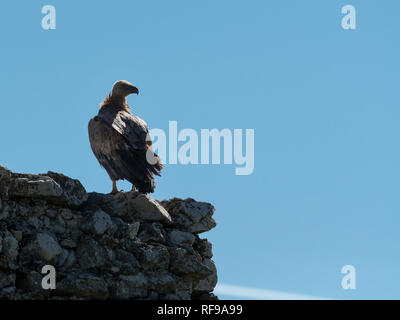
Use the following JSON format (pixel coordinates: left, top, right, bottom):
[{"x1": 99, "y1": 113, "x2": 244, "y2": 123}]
[
  {"x1": 112, "y1": 80, "x2": 139, "y2": 98},
  {"x1": 102, "y1": 80, "x2": 139, "y2": 111}
]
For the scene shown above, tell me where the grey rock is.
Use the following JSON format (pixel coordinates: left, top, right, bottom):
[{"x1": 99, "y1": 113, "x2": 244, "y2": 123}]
[
  {"x1": 127, "y1": 222, "x2": 140, "y2": 240},
  {"x1": 120, "y1": 273, "x2": 147, "y2": 287},
  {"x1": 0, "y1": 286, "x2": 16, "y2": 299},
  {"x1": 168, "y1": 230, "x2": 196, "y2": 248},
  {"x1": 64, "y1": 250, "x2": 76, "y2": 268},
  {"x1": 115, "y1": 249, "x2": 140, "y2": 273},
  {"x1": 0, "y1": 164, "x2": 11, "y2": 199},
  {"x1": 110, "y1": 273, "x2": 147, "y2": 299},
  {"x1": 11, "y1": 230, "x2": 23, "y2": 241},
  {"x1": 32, "y1": 233, "x2": 62, "y2": 262},
  {"x1": 193, "y1": 292, "x2": 219, "y2": 300},
  {"x1": 161, "y1": 293, "x2": 181, "y2": 300},
  {"x1": 56, "y1": 215, "x2": 65, "y2": 227},
  {"x1": 55, "y1": 273, "x2": 109, "y2": 299},
  {"x1": 169, "y1": 247, "x2": 213, "y2": 280},
  {"x1": 83, "y1": 192, "x2": 119, "y2": 217},
  {"x1": 176, "y1": 276, "x2": 193, "y2": 300},
  {"x1": 131, "y1": 245, "x2": 170, "y2": 272},
  {"x1": 45, "y1": 209, "x2": 57, "y2": 218},
  {"x1": 148, "y1": 272, "x2": 177, "y2": 294},
  {"x1": 28, "y1": 216, "x2": 41, "y2": 229},
  {"x1": 45, "y1": 171, "x2": 88, "y2": 207},
  {"x1": 193, "y1": 259, "x2": 218, "y2": 293},
  {"x1": 76, "y1": 237, "x2": 107, "y2": 269},
  {"x1": 0, "y1": 272, "x2": 16, "y2": 288},
  {"x1": 114, "y1": 192, "x2": 172, "y2": 224},
  {"x1": 55, "y1": 249, "x2": 70, "y2": 267},
  {"x1": 9, "y1": 175, "x2": 63, "y2": 199},
  {"x1": 17, "y1": 271, "x2": 42, "y2": 292},
  {"x1": 60, "y1": 209, "x2": 73, "y2": 220},
  {"x1": 138, "y1": 223, "x2": 167, "y2": 244},
  {"x1": 90, "y1": 210, "x2": 114, "y2": 235},
  {"x1": 0, "y1": 205, "x2": 9, "y2": 220},
  {"x1": 146, "y1": 291, "x2": 160, "y2": 299},
  {"x1": 176, "y1": 291, "x2": 192, "y2": 300},
  {"x1": 0, "y1": 165, "x2": 218, "y2": 300},
  {"x1": 194, "y1": 238, "x2": 213, "y2": 259},
  {"x1": 161, "y1": 198, "x2": 216, "y2": 233},
  {"x1": 2, "y1": 232, "x2": 19, "y2": 259},
  {"x1": 60, "y1": 239, "x2": 77, "y2": 249}
]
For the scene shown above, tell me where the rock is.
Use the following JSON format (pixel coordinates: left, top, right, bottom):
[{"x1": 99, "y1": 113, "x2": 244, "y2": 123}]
[
  {"x1": 194, "y1": 238, "x2": 213, "y2": 259},
  {"x1": 16, "y1": 271, "x2": 42, "y2": 292},
  {"x1": 11, "y1": 230, "x2": 23, "y2": 241},
  {"x1": 161, "y1": 293, "x2": 180, "y2": 300},
  {"x1": 0, "y1": 272, "x2": 16, "y2": 288},
  {"x1": 2, "y1": 232, "x2": 19, "y2": 260},
  {"x1": 32, "y1": 233, "x2": 63, "y2": 262},
  {"x1": 27, "y1": 216, "x2": 41, "y2": 229},
  {"x1": 131, "y1": 245, "x2": 170, "y2": 272},
  {"x1": 60, "y1": 239, "x2": 77, "y2": 249},
  {"x1": 9, "y1": 175, "x2": 63, "y2": 200},
  {"x1": 110, "y1": 273, "x2": 147, "y2": 299},
  {"x1": 127, "y1": 222, "x2": 140, "y2": 240},
  {"x1": 7, "y1": 171, "x2": 87, "y2": 207},
  {"x1": 55, "y1": 273, "x2": 109, "y2": 299},
  {"x1": 0, "y1": 165, "x2": 11, "y2": 199},
  {"x1": 148, "y1": 272, "x2": 177, "y2": 294},
  {"x1": 0, "y1": 286, "x2": 16, "y2": 299},
  {"x1": 138, "y1": 223, "x2": 167, "y2": 244},
  {"x1": 146, "y1": 291, "x2": 160, "y2": 300},
  {"x1": 0, "y1": 165, "x2": 218, "y2": 300},
  {"x1": 193, "y1": 292, "x2": 219, "y2": 300},
  {"x1": 76, "y1": 237, "x2": 107, "y2": 269},
  {"x1": 60, "y1": 209, "x2": 73, "y2": 220},
  {"x1": 161, "y1": 198, "x2": 216, "y2": 233},
  {"x1": 193, "y1": 259, "x2": 218, "y2": 293},
  {"x1": 176, "y1": 276, "x2": 193, "y2": 300},
  {"x1": 45, "y1": 171, "x2": 88, "y2": 207},
  {"x1": 169, "y1": 247, "x2": 213, "y2": 280},
  {"x1": 45, "y1": 209, "x2": 57, "y2": 218},
  {"x1": 55, "y1": 248, "x2": 70, "y2": 267},
  {"x1": 0, "y1": 204, "x2": 9, "y2": 220},
  {"x1": 114, "y1": 192, "x2": 172, "y2": 224},
  {"x1": 168, "y1": 230, "x2": 196, "y2": 248},
  {"x1": 82, "y1": 192, "x2": 119, "y2": 217},
  {"x1": 64, "y1": 250, "x2": 76, "y2": 268},
  {"x1": 87, "y1": 210, "x2": 114, "y2": 235},
  {"x1": 114, "y1": 249, "x2": 140, "y2": 273}
]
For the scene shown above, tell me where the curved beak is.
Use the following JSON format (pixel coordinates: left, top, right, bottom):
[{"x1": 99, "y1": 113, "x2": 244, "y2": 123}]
[{"x1": 129, "y1": 85, "x2": 139, "y2": 95}]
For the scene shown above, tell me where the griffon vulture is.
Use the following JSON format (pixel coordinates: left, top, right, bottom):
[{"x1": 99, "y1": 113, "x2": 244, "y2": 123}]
[{"x1": 88, "y1": 80, "x2": 162, "y2": 194}]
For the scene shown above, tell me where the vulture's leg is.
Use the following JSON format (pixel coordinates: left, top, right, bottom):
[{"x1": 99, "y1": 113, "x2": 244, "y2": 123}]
[
  {"x1": 131, "y1": 184, "x2": 136, "y2": 192},
  {"x1": 110, "y1": 179, "x2": 118, "y2": 195},
  {"x1": 107, "y1": 173, "x2": 118, "y2": 195}
]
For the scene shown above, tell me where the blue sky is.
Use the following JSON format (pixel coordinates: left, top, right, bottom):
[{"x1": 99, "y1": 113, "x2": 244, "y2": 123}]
[{"x1": 1, "y1": 1, "x2": 400, "y2": 299}]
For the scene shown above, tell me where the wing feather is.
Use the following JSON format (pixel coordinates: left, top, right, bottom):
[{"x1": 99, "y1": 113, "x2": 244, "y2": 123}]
[{"x1": 88, "y1": 109, "x2": 162, "y2": 193}]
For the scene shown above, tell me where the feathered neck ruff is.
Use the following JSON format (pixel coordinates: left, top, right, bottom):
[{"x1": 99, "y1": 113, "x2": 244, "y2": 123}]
[{"x1": 101, "y1": 94, "x2": 131, "y2": 112}]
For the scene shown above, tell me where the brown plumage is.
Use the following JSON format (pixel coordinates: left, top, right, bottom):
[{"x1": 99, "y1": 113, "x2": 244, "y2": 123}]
[{"x1": 88, "y1": 80, "x2": 162, "y2": 194}]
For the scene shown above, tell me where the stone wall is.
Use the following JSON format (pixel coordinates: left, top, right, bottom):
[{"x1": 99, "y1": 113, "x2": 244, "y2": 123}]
[{"x1": 0, "y1": 164, "x2": 217, "y2": 300}]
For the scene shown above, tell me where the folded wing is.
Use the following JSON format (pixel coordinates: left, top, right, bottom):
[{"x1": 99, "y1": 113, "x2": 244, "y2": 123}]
[{"x1": 88, "y1": 105, "x2": 162, "y2": 193}]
